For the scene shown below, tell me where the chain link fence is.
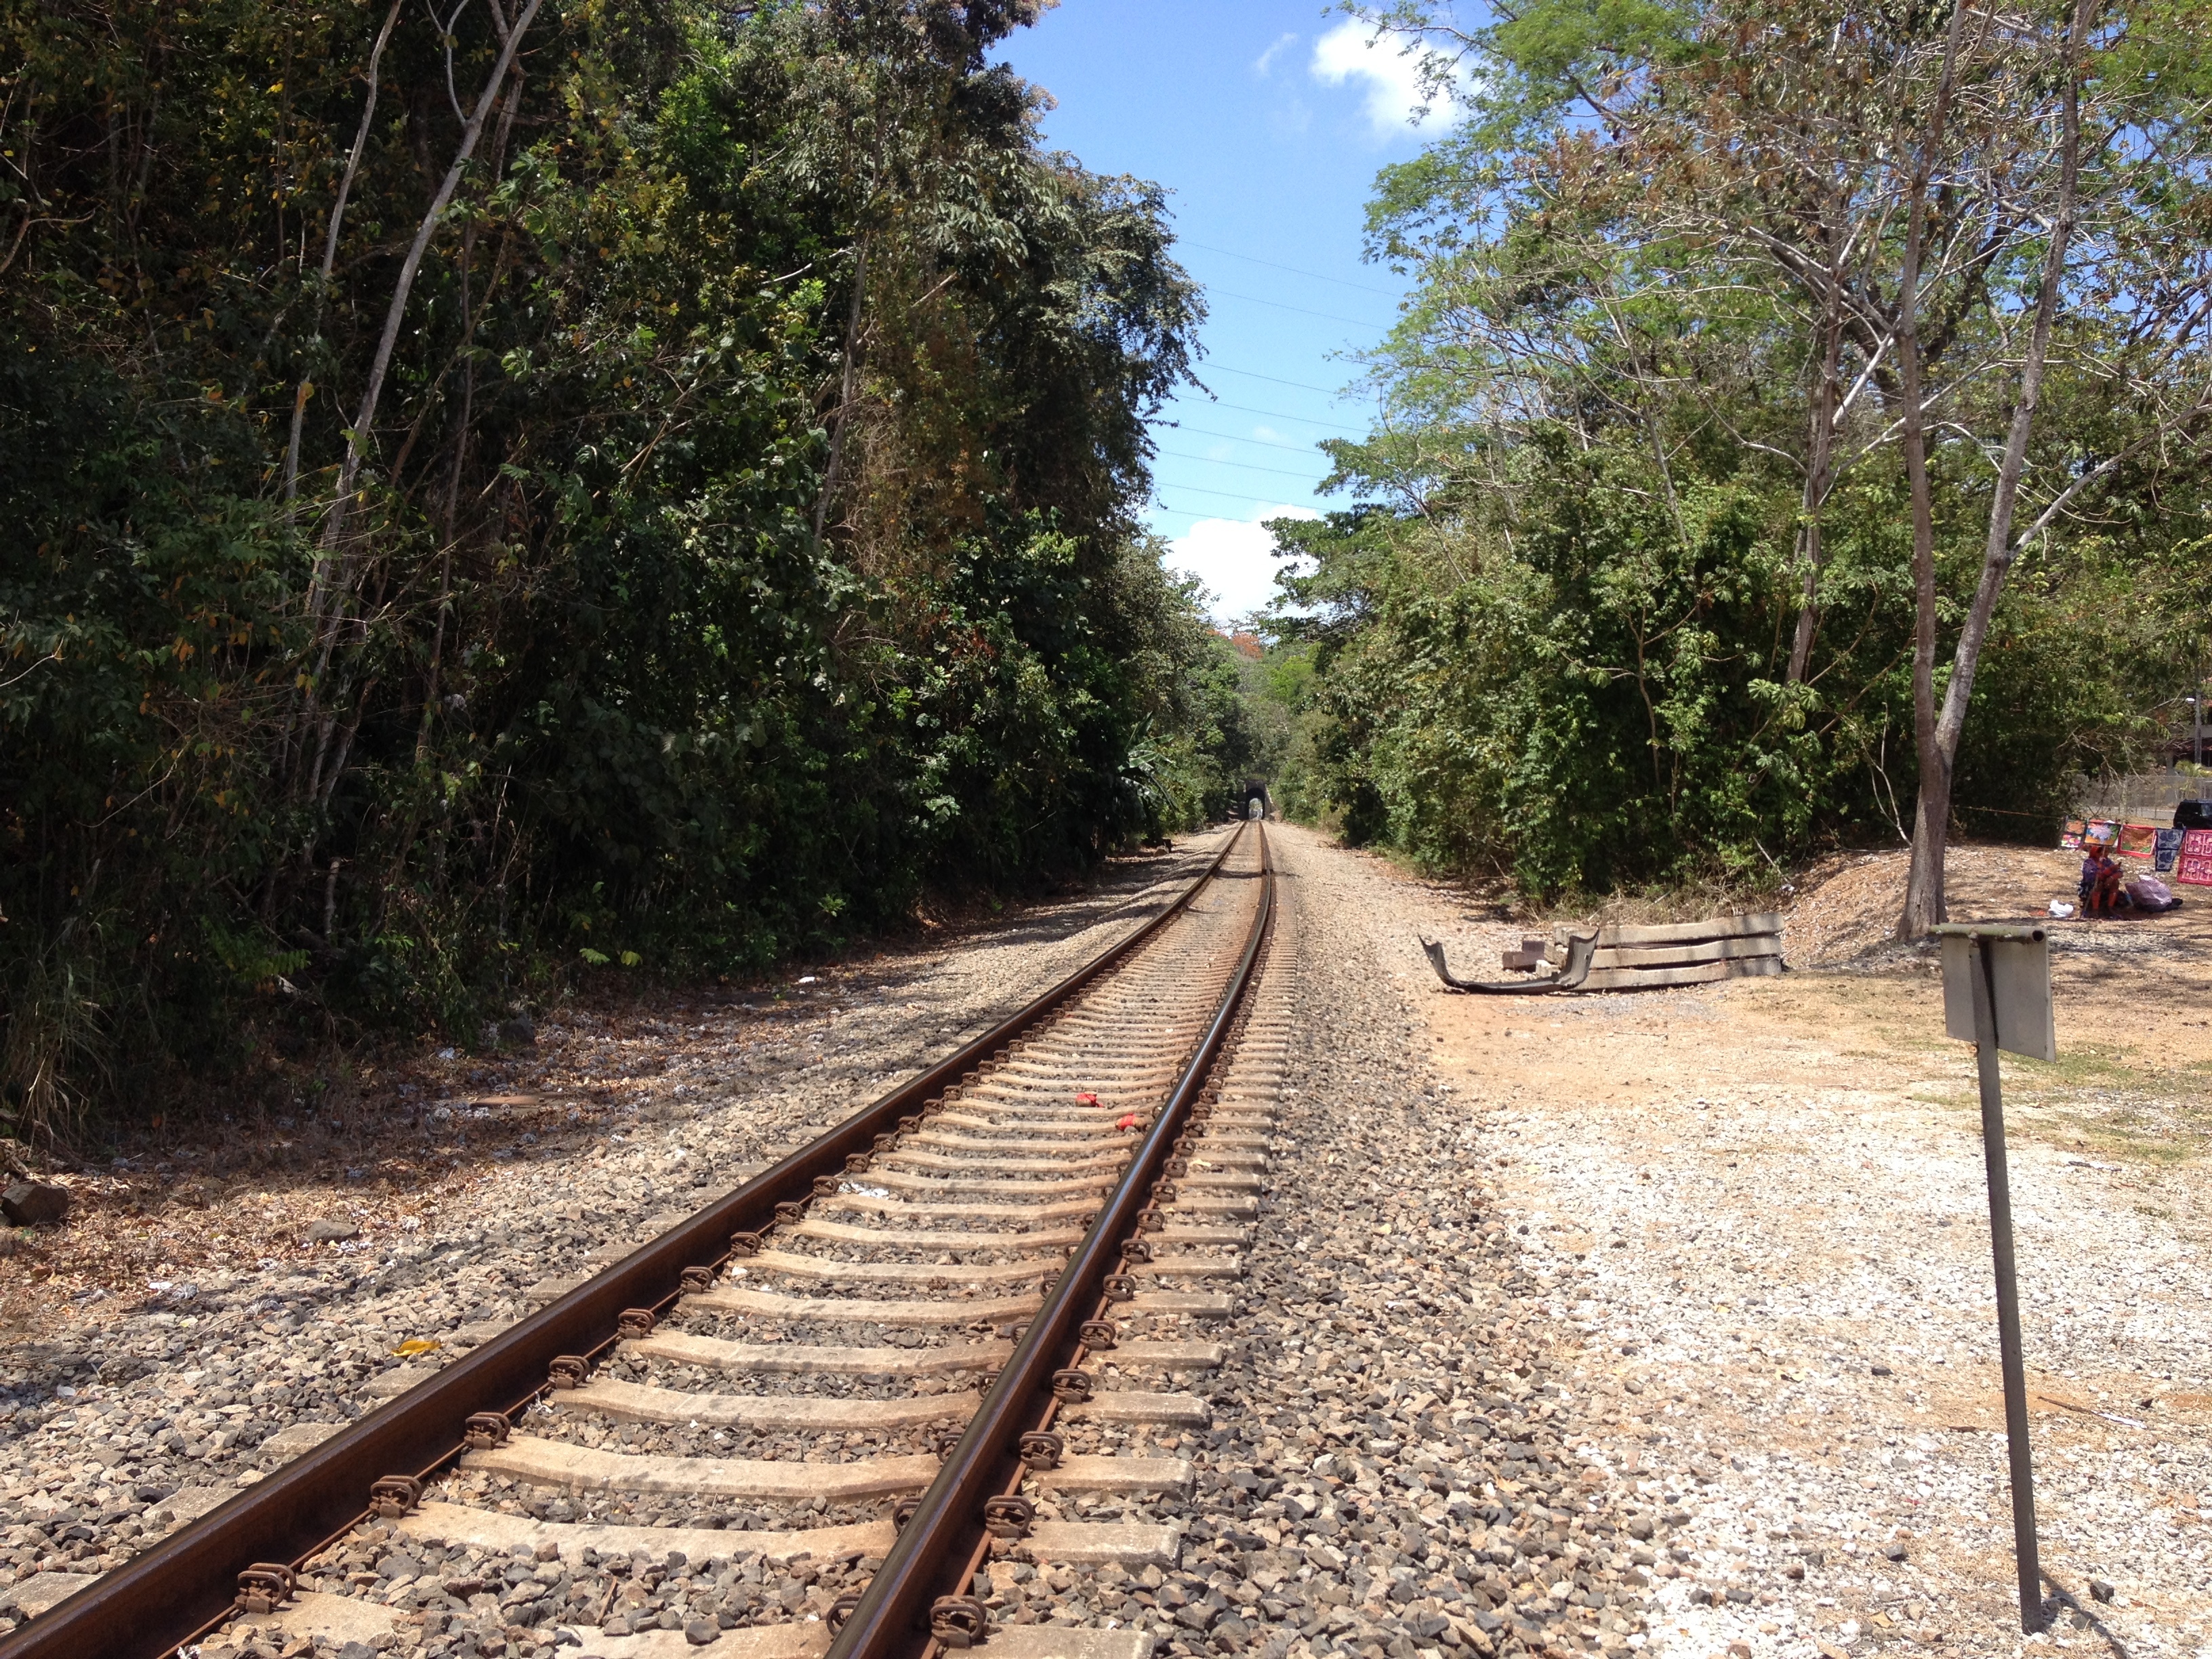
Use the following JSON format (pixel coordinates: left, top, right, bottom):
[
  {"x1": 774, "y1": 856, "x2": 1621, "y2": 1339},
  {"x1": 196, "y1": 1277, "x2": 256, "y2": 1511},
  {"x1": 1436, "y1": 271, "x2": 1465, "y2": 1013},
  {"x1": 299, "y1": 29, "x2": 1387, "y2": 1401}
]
[{"x1": 2071, "y1": 771, "x2": 2212, "y2": 823}]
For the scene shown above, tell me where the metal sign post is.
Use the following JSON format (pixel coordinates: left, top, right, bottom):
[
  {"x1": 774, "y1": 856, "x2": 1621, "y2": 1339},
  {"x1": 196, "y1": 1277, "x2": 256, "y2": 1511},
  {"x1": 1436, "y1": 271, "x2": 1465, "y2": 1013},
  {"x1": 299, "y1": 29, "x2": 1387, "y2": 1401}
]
[{"x1": 1935, "y1": 923, "x2": 2052, "y2": 1634}]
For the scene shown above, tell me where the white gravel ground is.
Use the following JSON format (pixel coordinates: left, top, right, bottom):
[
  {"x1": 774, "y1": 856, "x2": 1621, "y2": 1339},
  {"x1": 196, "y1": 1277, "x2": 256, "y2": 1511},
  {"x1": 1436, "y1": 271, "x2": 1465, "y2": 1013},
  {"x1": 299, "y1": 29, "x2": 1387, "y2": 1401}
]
[{"x1": 1279, "y1": 826, "x2": 2211, "y2": 1659}]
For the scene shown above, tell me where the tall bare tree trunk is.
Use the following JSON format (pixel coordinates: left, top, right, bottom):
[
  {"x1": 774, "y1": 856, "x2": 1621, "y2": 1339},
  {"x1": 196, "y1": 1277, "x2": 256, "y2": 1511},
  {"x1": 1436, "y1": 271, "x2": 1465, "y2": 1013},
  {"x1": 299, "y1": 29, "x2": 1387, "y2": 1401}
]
[
  {"x1": 1926, "y1": 0, "x2": 2093, "y2": 799},
  {"x1": 420, "y1": 45, "x2": 527, "y2": 764},
  {"x1": 1785, "y1": 283, "x2": 1845, "y2": 684},
  {"x1": 304, "y1": 0, "x2": 543, "y2": 665},
  {"x1": 1897, "y1": 3, "x2": 1969, "y2": 939},
  {"x1": 271, "y1": 0, "x2": 403, "y2": 798},
  {"x1": 283, "y1": 0, "x2": 404, "y2": 510},
  {"x1": 1900, "y1": 0, "x2": 2091, "y2": 937},
  {"x1": 419, "y1": 262, "x2": 474, "y2": 764}
]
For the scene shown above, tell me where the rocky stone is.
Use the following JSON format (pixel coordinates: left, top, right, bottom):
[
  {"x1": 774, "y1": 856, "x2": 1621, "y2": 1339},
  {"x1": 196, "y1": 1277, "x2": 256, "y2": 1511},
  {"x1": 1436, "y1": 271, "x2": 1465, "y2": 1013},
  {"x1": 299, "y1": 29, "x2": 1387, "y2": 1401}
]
[
  {"x1": 1, "y1": 1180, "x2": 70, "y2": 1227},
  {"x1": 303, "y1": 1217, "x2": 359, "y2": 1243},
  {"x1": 359, "y1": 1364, "x2": 436, "y2": 1399},
  {"x1": 150, "y1": 1484, "x2": 236, "y2": 1526}
]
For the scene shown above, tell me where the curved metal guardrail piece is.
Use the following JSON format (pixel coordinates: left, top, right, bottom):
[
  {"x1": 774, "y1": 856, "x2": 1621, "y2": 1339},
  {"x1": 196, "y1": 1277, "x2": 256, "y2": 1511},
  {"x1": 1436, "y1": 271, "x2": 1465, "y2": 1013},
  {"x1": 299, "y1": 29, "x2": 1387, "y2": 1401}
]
[{"x1": 1419, "y1": 928, "x2": 1596, "y2": 994}]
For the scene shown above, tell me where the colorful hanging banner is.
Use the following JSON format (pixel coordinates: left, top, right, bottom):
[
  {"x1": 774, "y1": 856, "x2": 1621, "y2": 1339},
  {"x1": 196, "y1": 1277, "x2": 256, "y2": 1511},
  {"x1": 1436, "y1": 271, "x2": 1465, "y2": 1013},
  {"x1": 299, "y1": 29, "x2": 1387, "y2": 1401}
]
[
  {"x1": 2154, "y1": 827, "x2": 2185, "y2": 874},
  {"x1": 2116, "y1": 822, "x2": 2159, "y2": 859},
  {"x1": 2059, "y1": 819, "x2": 2087, "y2": 850},
  {"x1": 2177, "y1": 827, "x2": 2212, "y2": 888}
]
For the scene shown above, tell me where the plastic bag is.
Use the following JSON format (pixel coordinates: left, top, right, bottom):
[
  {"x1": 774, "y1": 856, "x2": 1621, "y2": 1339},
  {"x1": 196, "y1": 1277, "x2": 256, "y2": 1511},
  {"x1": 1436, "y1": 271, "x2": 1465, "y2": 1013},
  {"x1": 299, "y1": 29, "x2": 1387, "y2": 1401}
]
[{"x1": 2128, "y1": 875, "x2": 2178, "y2": 911}]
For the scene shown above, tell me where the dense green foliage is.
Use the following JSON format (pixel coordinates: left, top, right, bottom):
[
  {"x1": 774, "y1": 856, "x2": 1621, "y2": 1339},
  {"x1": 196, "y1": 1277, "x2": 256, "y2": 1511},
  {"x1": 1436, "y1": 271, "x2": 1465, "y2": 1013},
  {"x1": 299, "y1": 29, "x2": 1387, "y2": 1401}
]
[
  {"x1": 1269, "y1": 0, "x2": 2212, "y2": 899},
  {"x1": 1, "y1": 0, "x2": 1241, "y2": 1134},
  {"x1": 1109, "y1": 560, "x2": 1279, "y2": 832}
]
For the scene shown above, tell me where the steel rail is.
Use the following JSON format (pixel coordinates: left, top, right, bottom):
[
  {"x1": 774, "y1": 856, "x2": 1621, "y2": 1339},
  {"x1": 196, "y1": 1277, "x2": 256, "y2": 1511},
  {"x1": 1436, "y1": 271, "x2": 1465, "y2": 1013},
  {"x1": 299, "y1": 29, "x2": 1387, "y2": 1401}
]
[
  {"x1": 827, "y1": 822, "x2": 1275, "y2": 1659},
  {"x1": 0, "y1": 826, "x2": 1253, "y2": 1659}
]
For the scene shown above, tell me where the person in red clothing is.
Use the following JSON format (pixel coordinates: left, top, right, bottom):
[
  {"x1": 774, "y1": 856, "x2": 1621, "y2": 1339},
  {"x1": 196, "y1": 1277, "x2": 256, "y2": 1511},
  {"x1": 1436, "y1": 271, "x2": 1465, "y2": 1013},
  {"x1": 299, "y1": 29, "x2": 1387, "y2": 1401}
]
[{"x1": 2080, "y1": 841, "x2": 2128, "y2": 917}]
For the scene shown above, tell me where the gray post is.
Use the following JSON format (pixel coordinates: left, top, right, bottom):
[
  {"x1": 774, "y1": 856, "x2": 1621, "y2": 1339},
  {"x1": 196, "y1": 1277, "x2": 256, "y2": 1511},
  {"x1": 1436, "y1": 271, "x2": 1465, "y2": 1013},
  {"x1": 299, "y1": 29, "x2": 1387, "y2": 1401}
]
[{"x1": 1969, "y1": 937, "x2": 2043, "y2": 1632}]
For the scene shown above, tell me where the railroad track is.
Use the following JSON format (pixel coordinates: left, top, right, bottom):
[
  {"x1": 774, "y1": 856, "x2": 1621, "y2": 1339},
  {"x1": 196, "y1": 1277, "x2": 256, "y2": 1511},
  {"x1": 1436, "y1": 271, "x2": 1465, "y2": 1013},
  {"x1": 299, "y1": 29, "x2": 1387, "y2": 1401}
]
[{"x1": 3, "y1": 820, "x2": 1290, "y2": 1659}]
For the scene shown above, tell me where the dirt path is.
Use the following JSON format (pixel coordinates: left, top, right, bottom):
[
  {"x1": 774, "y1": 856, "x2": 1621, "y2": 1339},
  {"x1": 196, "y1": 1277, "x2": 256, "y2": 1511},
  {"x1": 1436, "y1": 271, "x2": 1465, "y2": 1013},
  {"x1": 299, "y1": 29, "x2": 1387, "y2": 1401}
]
[{"x1": 1324, "y1": 832, "x2": 2212, "y2": 1659}]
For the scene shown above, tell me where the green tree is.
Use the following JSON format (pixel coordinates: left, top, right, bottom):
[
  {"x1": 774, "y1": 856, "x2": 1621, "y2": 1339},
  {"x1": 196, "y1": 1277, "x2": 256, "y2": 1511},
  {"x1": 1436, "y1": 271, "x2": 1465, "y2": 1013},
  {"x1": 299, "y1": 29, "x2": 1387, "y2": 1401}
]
[
  {"x1": 0, "y1": 0, "x2": 1223, "y2": 1135},
  {"x1": 1343, "y1": 0, "x2": 2212, "y2": 926},
  {"x1": 1262, "y1": 2, "x2": 2209, "y2": 897}
]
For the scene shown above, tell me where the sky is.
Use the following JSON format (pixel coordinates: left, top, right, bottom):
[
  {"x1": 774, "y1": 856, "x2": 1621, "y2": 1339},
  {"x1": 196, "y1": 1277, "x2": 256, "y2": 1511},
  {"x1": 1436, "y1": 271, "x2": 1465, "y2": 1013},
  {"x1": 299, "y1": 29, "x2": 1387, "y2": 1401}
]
[{"x1": 998, "y1": 2, "x2": 1446, "y2": 626}]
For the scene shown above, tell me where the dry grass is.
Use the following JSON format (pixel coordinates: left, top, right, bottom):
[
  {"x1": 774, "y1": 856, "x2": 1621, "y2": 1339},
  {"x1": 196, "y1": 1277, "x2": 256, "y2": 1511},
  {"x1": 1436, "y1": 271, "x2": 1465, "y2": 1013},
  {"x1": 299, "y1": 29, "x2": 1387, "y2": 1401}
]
[
  {"x1": 1, "y1": 947, "x2": 108, "y2": 1151},
  {"x1": 1534, "y1": 868, "x2": 1788, "y2": 932}
]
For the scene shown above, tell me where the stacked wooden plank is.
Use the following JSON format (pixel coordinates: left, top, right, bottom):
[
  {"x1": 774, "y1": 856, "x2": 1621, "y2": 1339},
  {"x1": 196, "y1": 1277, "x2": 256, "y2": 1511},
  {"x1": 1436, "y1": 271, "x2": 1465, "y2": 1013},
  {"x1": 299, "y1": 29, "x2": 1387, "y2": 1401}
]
[{"x1": 1547, "y1": 912, "x2": 1784, "y2": 991}]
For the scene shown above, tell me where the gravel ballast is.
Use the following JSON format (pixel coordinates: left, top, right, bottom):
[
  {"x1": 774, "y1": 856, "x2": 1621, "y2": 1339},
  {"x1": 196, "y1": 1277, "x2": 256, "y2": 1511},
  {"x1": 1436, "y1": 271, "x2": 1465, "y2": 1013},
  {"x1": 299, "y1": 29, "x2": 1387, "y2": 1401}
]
[
  {"x1": 10, "y1": 821, "x2": 2202, "y2": 1659},
  {"x1": 0, "y1": 838, "x2": 1233, "y2": 1641},
  {"x1": 1147, "y1": 824, "x2": 1660, "y2": 1659}
]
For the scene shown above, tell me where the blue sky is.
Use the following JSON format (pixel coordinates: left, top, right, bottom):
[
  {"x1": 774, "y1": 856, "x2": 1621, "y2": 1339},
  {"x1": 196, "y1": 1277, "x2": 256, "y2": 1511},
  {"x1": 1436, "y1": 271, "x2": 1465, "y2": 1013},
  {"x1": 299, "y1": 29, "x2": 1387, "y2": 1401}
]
[{"x1": 998, "y1": 3, "x2": 1443, "y2": 623}]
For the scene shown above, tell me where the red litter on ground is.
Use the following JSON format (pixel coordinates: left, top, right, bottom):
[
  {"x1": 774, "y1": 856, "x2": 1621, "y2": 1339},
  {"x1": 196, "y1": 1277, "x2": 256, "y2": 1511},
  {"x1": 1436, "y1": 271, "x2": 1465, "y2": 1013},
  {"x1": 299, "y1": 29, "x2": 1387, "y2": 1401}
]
[
  {"x1": 1116, "y1": 1113, "x2": 1139, "y2": 1131},
  {"x1": 1076, "y1": 1091, "x2": 1100, "y2": 1106}
]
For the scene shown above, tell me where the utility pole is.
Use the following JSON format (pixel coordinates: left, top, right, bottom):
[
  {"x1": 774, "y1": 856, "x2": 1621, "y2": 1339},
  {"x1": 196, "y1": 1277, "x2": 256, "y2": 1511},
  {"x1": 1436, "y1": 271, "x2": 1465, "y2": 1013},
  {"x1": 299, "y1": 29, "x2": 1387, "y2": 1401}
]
[{"x1": 2194, "y1": 654, "x2": 2205, "y2": 770}]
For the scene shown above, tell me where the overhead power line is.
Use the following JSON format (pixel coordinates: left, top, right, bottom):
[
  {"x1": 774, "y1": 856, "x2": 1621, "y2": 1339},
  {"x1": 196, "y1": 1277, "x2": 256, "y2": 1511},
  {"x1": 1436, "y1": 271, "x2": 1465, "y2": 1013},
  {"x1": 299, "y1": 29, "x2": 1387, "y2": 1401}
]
[
  {"x1": 1160, "y1": 422, "x2": 1331, "y2": 455},
  {"x1": 1201, "y1": 363, "x2": 1361, "y2": 397},
  {"x1": 1211, "y1": 287, "x2": 1393, "y2": 331},
  {"x1": 1151, "y1": 481, "x2": 1332, "y2": 509},
  {"x1": 1181, "y1": 240, "x2": 1401, "y2": 298},
  {"x1": 1154, "y1": 447, "x2": 1330, "y2": 481},
  {"x1": 1168, "y1": 397, "x2": 1368, "y2": 434}
]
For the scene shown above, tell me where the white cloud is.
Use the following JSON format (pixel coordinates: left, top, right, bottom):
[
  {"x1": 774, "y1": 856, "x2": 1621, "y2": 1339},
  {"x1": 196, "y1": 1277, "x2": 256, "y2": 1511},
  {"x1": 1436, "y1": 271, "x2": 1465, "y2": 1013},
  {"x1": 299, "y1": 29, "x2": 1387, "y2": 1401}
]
[
  {"x1": 1254, "y1": 32, "x2": 1298, "y2": 77},
  {"x1": 1166, "y1": 505, "x2": 1321, "y2": 626},
  {"x1": 1311, "y1": 20, "x2": 1432, "y2": 138}
]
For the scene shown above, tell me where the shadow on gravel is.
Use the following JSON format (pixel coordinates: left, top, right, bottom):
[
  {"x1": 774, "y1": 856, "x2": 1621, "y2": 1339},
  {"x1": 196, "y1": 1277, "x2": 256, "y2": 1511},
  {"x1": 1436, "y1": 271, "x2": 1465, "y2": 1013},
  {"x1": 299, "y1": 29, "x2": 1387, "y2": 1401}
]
[
  {"x1": 0, "y1": 837, "x2": 1223, "y2": 1352},
  {"x1": 2044, "y1": 1576, "x2": 2134, "y2": 1659}
]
